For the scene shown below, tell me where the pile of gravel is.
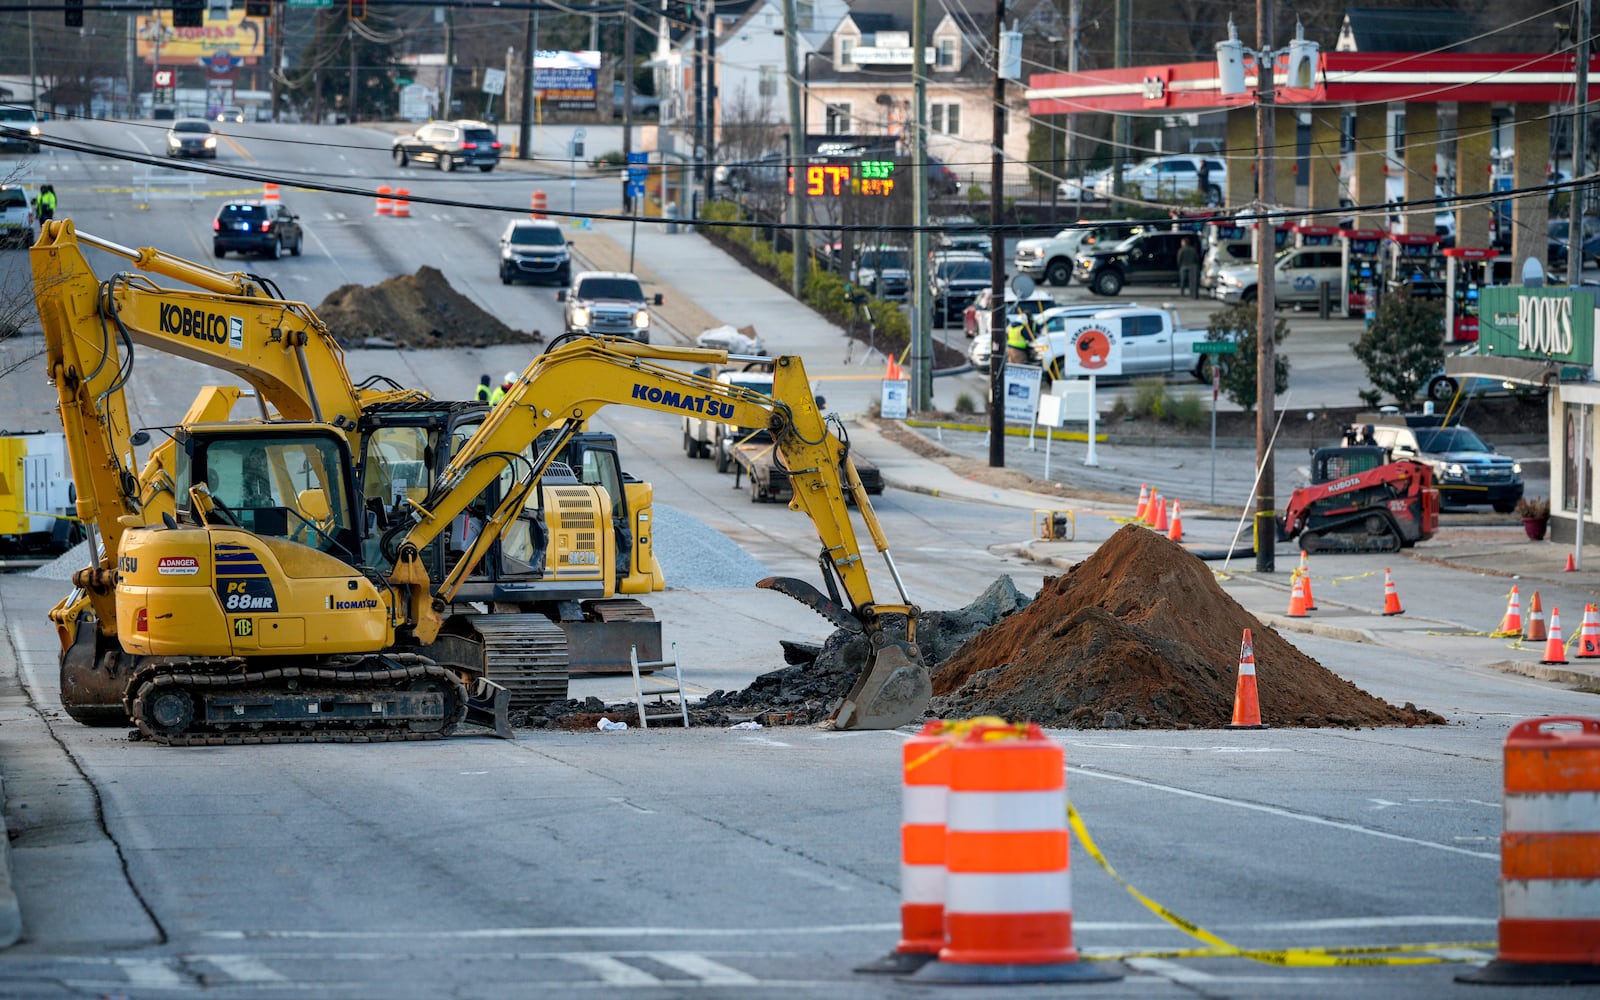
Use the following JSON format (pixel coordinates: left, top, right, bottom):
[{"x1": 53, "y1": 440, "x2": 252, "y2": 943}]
[
  {"x1": 649, "y1": 503, "x2": 772, "y2": 589},
  {"x1": 30, "y1": 541, "x2": 90, "y2": 580}
]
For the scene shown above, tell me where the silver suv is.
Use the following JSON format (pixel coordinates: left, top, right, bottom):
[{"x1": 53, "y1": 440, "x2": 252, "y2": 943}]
[
  {"x1": 0, "y1": 106, "x2": 41, "y2": 154},
  {"x1": 557, "y1": 271, "x2": 662, "y2": 343},
  {"x1": 1213, "y1": 247, "x2": 1343, "y2": 307},
  {"x1": 0, "y1": 185, "x2": 34, "y2": 248}
]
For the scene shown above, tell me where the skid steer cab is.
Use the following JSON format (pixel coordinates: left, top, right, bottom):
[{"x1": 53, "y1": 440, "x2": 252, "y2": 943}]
[{"x1": 1277, "y1": 446, "x2": 1440, "y2": 554}]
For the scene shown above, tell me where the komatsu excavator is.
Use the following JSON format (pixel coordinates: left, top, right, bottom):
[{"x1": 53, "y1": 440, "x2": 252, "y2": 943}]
[
  {"x1": 33, "y1": 221, "x2": 662, "y2": 727},
  {"x1": 107, "y1": 334, "x2": 925, "y2": 742}
]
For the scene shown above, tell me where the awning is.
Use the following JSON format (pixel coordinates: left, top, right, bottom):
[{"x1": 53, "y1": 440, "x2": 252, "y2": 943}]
[{"x1": 1443, "y1": 354, "x2": 1586, "y2": 387}]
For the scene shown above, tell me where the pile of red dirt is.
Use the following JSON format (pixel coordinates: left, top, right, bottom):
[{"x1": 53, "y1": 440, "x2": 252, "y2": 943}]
[
  {"x1": 932, "y1": 525, "x2": 1444, "y2": 729},
  {"x1": 316, "y1": 266, "x2": 542, "y2": 348}
]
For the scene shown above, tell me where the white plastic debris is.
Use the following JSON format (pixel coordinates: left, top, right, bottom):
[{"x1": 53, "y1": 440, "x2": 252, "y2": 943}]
[
  {"x1": 727, "y1": 721, "x2": 764, "y2": 731},
  {"x1": 597, "y1": 718, "x2": 629, "y2": 731}
]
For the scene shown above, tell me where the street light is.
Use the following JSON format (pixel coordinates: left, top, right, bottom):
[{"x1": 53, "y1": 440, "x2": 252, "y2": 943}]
[{"x1": 1216, "y1": 13, "x2": 1318, "y2": 574}]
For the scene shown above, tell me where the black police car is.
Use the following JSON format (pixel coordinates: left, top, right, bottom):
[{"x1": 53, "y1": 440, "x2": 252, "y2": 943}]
[{"x1": 213, "y1": 201, "x2": 303, "y2": 259}]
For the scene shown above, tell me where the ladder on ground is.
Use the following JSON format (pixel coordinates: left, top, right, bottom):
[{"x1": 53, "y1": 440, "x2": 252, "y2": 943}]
[{"x1": 630, "y1": 643, "x2": 689, "y2": 728}]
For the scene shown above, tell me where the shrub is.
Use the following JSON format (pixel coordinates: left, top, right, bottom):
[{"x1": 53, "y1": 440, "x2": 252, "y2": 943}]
[
  {"x1": 1204, "y1": 306, "x2": 1290, "y2": 412},
  {"x1": 591, "y1": 150, "x2": 625, "y2": 170},
  {"x1": 954, "y1": 392, "x2": 977, "y2": 414},
  {"x1": 1353, "y1": 290, "x2": 1446, "y2": 407}
]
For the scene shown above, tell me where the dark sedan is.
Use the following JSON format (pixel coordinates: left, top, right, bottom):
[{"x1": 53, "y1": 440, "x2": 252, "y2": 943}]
[
  {"x1": 213, "y1": 201, "x2": 303, "y2": 259},
  {"x1": 392, "y1": 120, "x2": 501, "y2": 173}
]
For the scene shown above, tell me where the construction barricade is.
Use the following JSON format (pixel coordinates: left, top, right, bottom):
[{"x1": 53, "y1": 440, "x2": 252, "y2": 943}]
[
  {"x1": 905, "y1": 721, "x2": 1121, "y2": 985},
  {"x1": 374, "y1": 185, "x2": 393, "y2": 216},
  {"x1": 393, "y1": 188, "x2": 411, "y2": 218},
  {"x1": 262, "y1": 182, "x2": 280, "y2": 204},
  {"x1": 530, "y1": 190, "x2": 548, "y2": 219},
  {"x1": 1458, "y1": 716, "x2": 1600, "y2": 984}
]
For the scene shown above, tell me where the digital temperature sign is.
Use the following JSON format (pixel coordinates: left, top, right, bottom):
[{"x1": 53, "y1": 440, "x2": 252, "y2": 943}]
[{"x1": 787, "y1": 159, "x2": 898, "y2": 197}]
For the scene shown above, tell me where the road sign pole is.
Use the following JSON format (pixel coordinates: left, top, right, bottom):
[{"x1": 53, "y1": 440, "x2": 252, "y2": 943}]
[
  {"x1": 1192, "y1": 340, "x2": 1237, "y2": 504},
  {"x1": 1084, "y1": 376, "x2": 1098, "y2": 467}
]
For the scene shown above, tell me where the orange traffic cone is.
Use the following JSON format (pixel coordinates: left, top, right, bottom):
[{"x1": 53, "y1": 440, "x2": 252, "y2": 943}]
[
  {"x1": 1134, "y1": 483, "x2": 1150, "y2": 521},
  {"x1": 1493, "y1": 586, "x2": 1523, "y2": 638},
  {"x1": 1144, "y1": 491, "x2": 1162, "y2": 527},
  {"x1": 1297, "y1": 551, "x2": 1317, "y2": 610},
  {"x1": 1541, "y1": 608, "x2": 1569, "y2": 664},
  {"x1": 1523, "y1": 592, "x2": 1547, "y2": 643},
  {"x1": 1153, "y1": 497, "x2": 1170, "y2": 533},
  {"x1": 1166, "y1": 500, "x2": 1184, "y2": 542},
  {"x1": 1565, "y1": 553, "x2": 1577, "y2": 572},
  {"x1": 1285, "y1": 570, "x2": 1309, "y2": 618},
  {"x1": 884, "y1": 354, "x2": 903, "y2": 380},
  {"x1": 1381, "y1": 568, "x2": 1404, "y2": 616},
  {"x1": 1579, "y1": 604, "x2": 1600, "y2": 658},
  {"x1": 1226, "y1": 629, "x2": 1268, "y2": 729}
]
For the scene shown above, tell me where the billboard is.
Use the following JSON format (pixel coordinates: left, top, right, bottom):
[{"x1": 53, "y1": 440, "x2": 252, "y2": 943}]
[
  {"x1": 1479, "y1": 286, "x2": 1596, "y2": 366},
  {"x1": 137, "y1": 11, "x2": 265, "y2": 66},
  {"x1": 535, "y1": 50, "x2": 598, "y2": 111}
]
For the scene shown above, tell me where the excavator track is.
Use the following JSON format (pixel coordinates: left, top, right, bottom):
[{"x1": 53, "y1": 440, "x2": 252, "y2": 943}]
[
  {"x1": 1301, "y1": 511, "x2": 1403, "y2": 554},
  {"x1": 467, "y1": 615, "x2": 570, "y2": 711},
  {"x1": 582, "y1": 598, "x2": 655, "y2": 623},
  {"x1": 125, "y1": 655, "x2": 469, "y2": 746}
]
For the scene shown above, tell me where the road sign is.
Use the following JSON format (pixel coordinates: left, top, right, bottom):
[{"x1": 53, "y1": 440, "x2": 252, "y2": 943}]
[
  {"x1": 1192, "y1": 341, "x2": 1239, "y2": 355},
  {"x1": 627, "y1": 152, "x2": 647, "y2": 164},
  {"x1": 482, "y1": 68, "x2": 506, "y2": 96},
  {"x1": 626, "y1": 180, "x2": 646, "y2": 198},
  {"x1": 394, "y1": 77, "x2": 413, "y2": 86},
  {"x1": 285, "y1": 0, "x2": 332, "y2": 7}
]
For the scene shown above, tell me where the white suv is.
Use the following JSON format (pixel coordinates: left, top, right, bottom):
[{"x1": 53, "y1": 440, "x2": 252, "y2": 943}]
[
  {"x1": 1121, "y1": 155, "x2": 1226, "y2": 206},
  {"x1": 0, "y1": 185, "x2": 34, "y2": 248}
]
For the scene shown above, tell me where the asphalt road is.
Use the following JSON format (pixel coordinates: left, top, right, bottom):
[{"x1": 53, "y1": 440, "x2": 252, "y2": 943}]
[{"x1": 0, "y1": 119, "x2": 1595, "y2": 998}]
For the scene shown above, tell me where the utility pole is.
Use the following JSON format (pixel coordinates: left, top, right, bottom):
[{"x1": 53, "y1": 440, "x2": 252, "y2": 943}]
[
  {"x1": 347, "y1": 20, "x2": 357, "y2": 123},
  {"x1": 270, "y1": 10, "x2": 282, "y2": 122},
  {"x1": 782, "y1": 0, "x2": 806, "y2": 296},
  {"x1": 910, "y1": 0, "x2": 930, "y2": 410},
  {"x1": 443, "y1": 6, "x2": 454, "y2": 119},
  {"x1": 988, "y1": 0, "x2": 1006, "y2": 467},
  {"x1": 127, "y1": 15, "x2": 136, "y2": 118},
  {"x1": 704, "y1": 1, "x2": 717, "y2": 208},
  {"x1": 1111, "y1": 0, "x2": 1129, "y2": 197},
  {"x1": 622, "y1": 1, "x2": 635, "y2": 209},
  {"x1": 1066, "y1": 0, "x2": 1079, "y2": 198},
  {"x1": 693, "y1": 1, "x2": 704, "y2": 198},
  {"x1": 1569, "y1": 0, "x2": 1592, "y2": 288},
  {"x1": 1254, "y1": 0, "x2": 1276, "y2": 574},
  {"x1": 27, "y1": 8, "x2": 37, "y2": 112},
  {"x1": 519, "y1": 7, "x2": 535, "y2": 158}
]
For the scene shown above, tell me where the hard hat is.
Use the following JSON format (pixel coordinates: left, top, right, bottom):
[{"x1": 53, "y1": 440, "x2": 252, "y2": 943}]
[{"x1": 503, "y1": 371, "x2": 517, "y2": 383}]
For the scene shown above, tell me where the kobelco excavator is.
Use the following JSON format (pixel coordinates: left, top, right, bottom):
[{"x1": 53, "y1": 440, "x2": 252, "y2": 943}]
[
  {"x1": 107, "y1": 333, "x2": 925, "y2": 742},
  {"x1": 33, "y1": 221, "x2": 662, "y2": 727}
]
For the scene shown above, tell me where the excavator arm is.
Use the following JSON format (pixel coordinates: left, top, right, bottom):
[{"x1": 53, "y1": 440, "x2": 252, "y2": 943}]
[{"x1": 386, "y1": 337, "x2": 929, "y2": 729}]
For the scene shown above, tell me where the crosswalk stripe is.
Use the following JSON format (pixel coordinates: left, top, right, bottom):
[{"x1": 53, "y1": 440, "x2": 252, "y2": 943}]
[
  {"x1": 209, "y1": 955, "x2": 289, "y2": 982},
  {"x1": 560, "y1": 954, "x2": 661, "y2": 985},
  {"x1": 647, "y1": 952, "x2": 758, "y2": 985},
  {"x1": 115, "y1": 958, "x2": 186, "y2": 987}
]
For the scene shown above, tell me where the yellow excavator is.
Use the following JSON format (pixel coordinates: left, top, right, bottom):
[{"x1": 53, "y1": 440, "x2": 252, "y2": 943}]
[
  {"x1": 33, "y1": 220, "x2": 663, "y2": 726},
  {"x1": 107, "y1": 332, "x2": 926, "y2": 742}
]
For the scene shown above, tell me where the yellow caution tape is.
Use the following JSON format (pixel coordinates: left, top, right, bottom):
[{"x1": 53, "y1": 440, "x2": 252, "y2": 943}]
[
  {"x1": 1, "y1": 508, "x2": 82, "y2": 524},
  {"x1": 1067, "y1": 802, "x2": 1490, "y2": 966}
]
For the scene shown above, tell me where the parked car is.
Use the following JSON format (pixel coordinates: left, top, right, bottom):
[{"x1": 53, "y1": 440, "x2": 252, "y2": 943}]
[
  {"x1": 392, "y1": 120, "x2": 502, "y2": 172},
  {"x1": 1546, "y1": 216, "x2": 1600, "y2": 270},
  {"x1": 1014, "y1": 220, "x2": 1150, "y2": 287},
  {"x1": 1201, "y1": 239, "x2": 1253, "y2": 291},
  {"x1": 717, "y1": 151, "x2": 787, "y2": 192},
  {"x1": 611, "y1": 81, "x2": 661, "y2": 119},
  {"x1": 1119, "y1": 155, "x2": 1227, "y2": 205},
  {"x1": 853, "y1": 245, "x2": 912, "y2": 300},
  {"x1": 1075, "y1": 230, "x2": 1197, "y2": 296},
  {"x1": 1213, "y1": 246, "x2": 1344, "y2": 307},
  {"x1": 166, "y1": 118, "x2": 217, "y2": 158},
  {"x1": 967, "y1": 293, "x2": 1075, "y2": 370},
  {"x1": 928, "y1": 157, "x2": 961, "y2": 197},
  {"x1": 1368, "y1": 417, "x2": 1523, "y2": 512},
  {"x1": 936, "y1": 226, "x2": 992, "y2": 255},
  {"x1": 0, "y1": 106, "x2": 41, "y2": 154},
  {"x1": 498, "y1": 219, "x2": 571, "y2": 286},
  {"x1": 558, "y1": 271, "x2": 662, "y2": 343},
  {"x1": 965, "y1": 287, "x2": 1057, "y2": 343},
  {"x1": 212, "y1": 201, "x2": 302, "y2": 259},
  {"x1": 1422, "y1": 343, "x2": 1544, "y2": 402},
  {"x1": 0, "y1": 184, "x2": 34, "y2": 248},
  {"x1": 930, "y1": 251, "x2": 991, "y2": 326}
]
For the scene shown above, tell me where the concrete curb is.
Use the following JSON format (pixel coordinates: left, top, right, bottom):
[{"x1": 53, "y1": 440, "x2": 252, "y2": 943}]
[
  {"x1": 1484, "y1": 659, "x2": 1600, "y2": 690},
  {"x1": 0, "y1": 771, "x2": 20, "y2": 948}
]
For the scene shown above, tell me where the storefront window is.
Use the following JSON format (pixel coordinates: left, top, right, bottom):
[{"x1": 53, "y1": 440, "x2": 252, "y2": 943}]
[{"x1": 1563, "y1": 403, "x2": 1593, "y2": 514}]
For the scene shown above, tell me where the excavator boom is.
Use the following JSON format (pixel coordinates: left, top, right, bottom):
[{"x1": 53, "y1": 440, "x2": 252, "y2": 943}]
[{"x1": 388, "y1": 337, "x2": 929, "y2": 729}]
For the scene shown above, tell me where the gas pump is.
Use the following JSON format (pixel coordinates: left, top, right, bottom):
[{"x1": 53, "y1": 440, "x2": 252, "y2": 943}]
[
  {"x1": 1338, "y1": 228, "x2": 1385, "y2": 320},
  {"x1": 1442, "y1": 246, "x2": 1496, "y2": 343},
  {"x1": 1205, "y1": 218, "x2": 1247, "y2": 248},
  {"x1": 1289, "y1": 223, "x2": 1338, "y2": 248},
  {"x1": 1385, "y1": 232, "x2": 1443, "y2": 300}
]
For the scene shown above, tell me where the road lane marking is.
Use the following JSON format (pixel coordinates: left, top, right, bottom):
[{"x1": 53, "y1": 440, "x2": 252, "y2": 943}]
[
  {"x1": 208, "y1": 955, "x2": 288, "y2": 982},
  {"x1": 116, "y1": 958, "x2": 186, "y2": 986},
  {"x1": 561, "y1": 954, "x2": 661, "y2": 985},
  {"x1": 648, "y1": 953, "x2": 759, "y2": 985},
  {"x1": 1069, "y1": 766, "x2": 1499, "y2": 860},
  {"x1": 222, "y1": 134, "x2": 256, "y2": 163},
  {"x1": 202, "y1": 922, "x2": 900, "y2": 940}
]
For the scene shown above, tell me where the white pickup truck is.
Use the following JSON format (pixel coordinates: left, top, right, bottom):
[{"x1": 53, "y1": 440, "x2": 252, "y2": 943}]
[{"x1": 1032, "y1": 306, "x2": 1212, "y2": 384}]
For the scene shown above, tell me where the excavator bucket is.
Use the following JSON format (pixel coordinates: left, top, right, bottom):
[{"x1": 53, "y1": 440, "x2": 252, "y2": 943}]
[
  {"x1": 465, "y1": 677, "x2": 514, "y2": 740},
  {"x1": 829, "y1": 631, "x2": 931, "y2": 731}
]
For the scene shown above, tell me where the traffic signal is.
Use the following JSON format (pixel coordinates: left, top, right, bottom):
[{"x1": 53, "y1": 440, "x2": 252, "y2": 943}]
[
  {"x1": 245, "y1": 0, "x2": 272, "y2": 15},
  {"x1": 348, "y1": 0, "x2": 366, "y2": 19},
  {"x1": 64, "y1": 0, "x2": 82, "y2": 26},
  {"x1": 173, "y1": 0, "x2": 205, "y2": 28}
]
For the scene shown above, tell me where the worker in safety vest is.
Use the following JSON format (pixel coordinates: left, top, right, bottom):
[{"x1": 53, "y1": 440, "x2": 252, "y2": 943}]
[
  {"x1": 1005, "y1": 313, "x2": 1036, "y2": 365},
  {"x1": 475, "y1": 374, "x2": 492, "y2": 403},
  {"x1": 489, "y1": 371, "x2": 515, "y2": 405},
  {"x1": 34, "y1": 185, "x2": 56, "y2": 223}
]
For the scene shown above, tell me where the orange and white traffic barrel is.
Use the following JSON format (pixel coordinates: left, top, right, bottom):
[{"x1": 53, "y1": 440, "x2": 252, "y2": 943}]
[
  {"x1": 392, "y1": 188, "x2": 411, "y2": 218},
  {"x1": 375, "y1": 185, "x2": 393, "y2": 217},
  {"x1": 530, "y1": 189, "x2": 548, "y2": 219},
  {"x1": 1459, "y1": 716, "x2": 1600, "y2": 984},
  {"x1": 262, "y1": 182, "x2": 280, "y2": 203},
  {"x1": 909, "y1": 721, "x2": 1120, "y2": 985}
]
